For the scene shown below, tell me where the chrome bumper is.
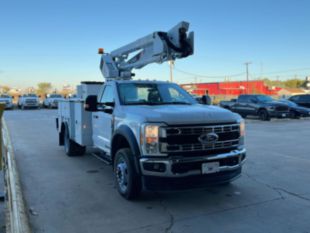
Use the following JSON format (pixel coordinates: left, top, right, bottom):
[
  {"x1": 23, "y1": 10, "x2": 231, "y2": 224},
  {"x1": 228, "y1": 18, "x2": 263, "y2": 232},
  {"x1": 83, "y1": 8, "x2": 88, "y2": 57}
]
[{"x1": 140, "y1": 148, "x2": 246, "y2": 177}]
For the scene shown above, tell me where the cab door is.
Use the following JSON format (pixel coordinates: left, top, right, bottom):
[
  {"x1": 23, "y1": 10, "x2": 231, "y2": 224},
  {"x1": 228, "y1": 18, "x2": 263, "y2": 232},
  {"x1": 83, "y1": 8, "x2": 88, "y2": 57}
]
[{"x1": 92, "y1": 85, "x2": 115, "y2": 154}]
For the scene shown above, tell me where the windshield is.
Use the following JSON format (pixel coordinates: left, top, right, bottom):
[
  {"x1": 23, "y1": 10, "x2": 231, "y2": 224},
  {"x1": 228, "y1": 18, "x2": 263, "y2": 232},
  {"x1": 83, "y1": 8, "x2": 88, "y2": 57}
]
[
  {"x1": 50, "y1": 94, "x2": 63, "y2": 98},
  {"x1": 0, "y1": 95, "x2": 10, "y2": 98},
  {"x1": 256, "y1": 95, "x2": 273, "y2": 103},
  {"x1": 24, "y1": 94, "x2": 37, "y2": 97},
  {"x1": 118, "y1": 83, "x2": 197, "y2": 105},
  {"x1": 280, "y1": 99, "x2": 297, "y2": 107}
]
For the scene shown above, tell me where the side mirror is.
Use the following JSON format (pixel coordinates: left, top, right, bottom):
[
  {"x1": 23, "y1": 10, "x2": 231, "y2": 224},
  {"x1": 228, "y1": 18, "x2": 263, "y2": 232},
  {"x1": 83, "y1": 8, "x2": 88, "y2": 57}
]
[
  {"x1": 38, "y1": 95, "x2": 41, "y2": 98},
  {"x1": 12, "y1": 96, "x2": 15, "y2": 99},
  {"x1": 201, "y1": 95, "x2": 212, "y2": 105},
  {"x1": 85, "y1": 95, "x2": 98, "y2": 112}
]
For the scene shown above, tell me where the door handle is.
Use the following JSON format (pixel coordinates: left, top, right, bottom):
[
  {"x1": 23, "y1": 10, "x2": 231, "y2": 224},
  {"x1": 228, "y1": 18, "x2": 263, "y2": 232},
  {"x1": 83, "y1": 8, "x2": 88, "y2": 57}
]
[{"x1": 93, "y1": 115, "x2": 99, "y2": 119}]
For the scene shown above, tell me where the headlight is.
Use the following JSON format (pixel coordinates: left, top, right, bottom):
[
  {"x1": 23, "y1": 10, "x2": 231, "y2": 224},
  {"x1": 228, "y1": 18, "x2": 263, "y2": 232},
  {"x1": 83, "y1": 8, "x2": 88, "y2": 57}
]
[
  {"x1": 240, "y1": 120, "x2": 245, "y2": 137},
  {"x1": 238, "y1": 120, "x2": 245, "y2": 147},
  {"x1": 140, "y1": 123, "x2": 165, "y2": 156}
]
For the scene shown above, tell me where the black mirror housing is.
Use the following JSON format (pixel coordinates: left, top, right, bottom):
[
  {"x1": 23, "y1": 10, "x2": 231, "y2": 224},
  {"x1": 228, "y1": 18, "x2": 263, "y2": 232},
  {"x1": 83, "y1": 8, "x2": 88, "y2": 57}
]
[
  {"x1": 85, "y1": 95, "x2": 98, "y2": 112},
  {"x1": 104, "y1": 102, "x2": 115, "y2": 107}
]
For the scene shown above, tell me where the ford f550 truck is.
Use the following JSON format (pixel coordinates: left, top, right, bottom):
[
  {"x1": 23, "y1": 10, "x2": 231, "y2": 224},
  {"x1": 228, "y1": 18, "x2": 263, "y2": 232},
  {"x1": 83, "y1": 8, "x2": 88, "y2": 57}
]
[
  {"x1": 18, "y1": 94, "x2": 40, "y2": 109},
  {"x1": 56, "y1": 22, "x2": 246, "y2": 199}
]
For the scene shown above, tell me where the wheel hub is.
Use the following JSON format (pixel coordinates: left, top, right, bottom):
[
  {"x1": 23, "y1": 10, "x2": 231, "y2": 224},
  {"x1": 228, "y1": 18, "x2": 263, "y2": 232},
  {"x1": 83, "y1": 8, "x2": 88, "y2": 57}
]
[{"x1": 116, "y1": 160, "x2": 128, "y2": 192}]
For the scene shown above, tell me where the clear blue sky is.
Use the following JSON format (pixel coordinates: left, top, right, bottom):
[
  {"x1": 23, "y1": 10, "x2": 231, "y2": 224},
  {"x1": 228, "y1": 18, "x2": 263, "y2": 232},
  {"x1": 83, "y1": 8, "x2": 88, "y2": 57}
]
[{"x1": 1, "y1": 0, "x2": 310, "y2": 89}]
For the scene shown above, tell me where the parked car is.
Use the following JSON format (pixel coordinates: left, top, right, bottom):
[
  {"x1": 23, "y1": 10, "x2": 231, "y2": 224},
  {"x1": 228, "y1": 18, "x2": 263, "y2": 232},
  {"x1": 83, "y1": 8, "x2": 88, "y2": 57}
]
[
  {"x1": 278, "y1": 99, "x2": 310, "y2": 118},
  {"x1": 43, "y1": 94, "x2": 65, "y2": 108},
  {"x1": 228, "y1": 94, "x2": 290, "y2": 121},
  {"x1": 288, "y1": 94, "x2": 310, "y2": 108},
  {"x1": 18, "y1": 94, "x2": 40, "y2": 109},
  {"x1": 0, "y1": 94, "x2": 14, "y2": 109},
  {"x1": 219, "y1": 99, "x2": 236, "y2": 110}
]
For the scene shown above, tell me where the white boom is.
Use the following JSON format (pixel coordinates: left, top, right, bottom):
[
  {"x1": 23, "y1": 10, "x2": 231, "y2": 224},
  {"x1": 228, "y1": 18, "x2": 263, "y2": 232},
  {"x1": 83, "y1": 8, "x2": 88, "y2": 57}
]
[{"x1": 99, "y1": 21, "x2": 194, "y2": 81}]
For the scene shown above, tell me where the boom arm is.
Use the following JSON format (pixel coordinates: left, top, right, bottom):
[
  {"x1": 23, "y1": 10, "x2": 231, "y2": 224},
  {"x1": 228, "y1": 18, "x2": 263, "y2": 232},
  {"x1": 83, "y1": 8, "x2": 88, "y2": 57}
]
[{"x1": 99, "y1": 21, "x2": 194, "y2": 80}]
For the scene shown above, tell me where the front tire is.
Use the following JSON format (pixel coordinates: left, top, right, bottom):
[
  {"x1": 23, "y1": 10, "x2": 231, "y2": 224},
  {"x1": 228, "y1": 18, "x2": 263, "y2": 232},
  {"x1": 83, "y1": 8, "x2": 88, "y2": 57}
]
[
  {"x1": 64, "y1": 126, "x2": 86, "y2": 156},
  {"x1": 258, "y1": 109, "x2": 270, "y2": 121},
  {"x1": 114, "y1": 148, "x2": 142, "y2": 200},
  {"x1": 289, "y1": 111, "x2": 300, "y2": 119}
]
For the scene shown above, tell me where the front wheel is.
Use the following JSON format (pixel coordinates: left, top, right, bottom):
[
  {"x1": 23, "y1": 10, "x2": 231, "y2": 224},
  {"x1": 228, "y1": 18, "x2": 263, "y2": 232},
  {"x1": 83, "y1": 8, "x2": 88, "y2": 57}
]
[
  {"x1": 289, "y1": 111, "x2": 300, "y2": 119},
  {"x1": 114, "y1": 148, "x2": 142, "y2": 200},
  {"x1": 258, "y1": 109, "x2": 270, "y2": 121}
]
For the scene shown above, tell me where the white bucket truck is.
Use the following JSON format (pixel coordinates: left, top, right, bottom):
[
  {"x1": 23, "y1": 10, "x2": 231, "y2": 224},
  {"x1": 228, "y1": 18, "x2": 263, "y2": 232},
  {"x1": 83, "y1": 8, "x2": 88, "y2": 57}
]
[{"x1": 57, "y1": 22, "x2": 246, "y2": 199}]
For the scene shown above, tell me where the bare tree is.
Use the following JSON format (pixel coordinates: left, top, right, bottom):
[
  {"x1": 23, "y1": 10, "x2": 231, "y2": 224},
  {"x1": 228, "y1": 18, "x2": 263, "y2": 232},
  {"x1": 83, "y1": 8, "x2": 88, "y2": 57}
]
[
  {"x1": 37, "y1": 82, "x2": 52, "y2": 97},
  {"x1": 0, "y1": 85, "x2": 11, "y2": 94}
]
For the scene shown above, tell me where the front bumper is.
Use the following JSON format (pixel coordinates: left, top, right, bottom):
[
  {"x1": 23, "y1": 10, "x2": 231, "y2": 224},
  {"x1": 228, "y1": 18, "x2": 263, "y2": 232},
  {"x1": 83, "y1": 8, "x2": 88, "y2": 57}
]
[
  {"x1": 24, "y1": 103, "x2": 39, "y2": 107},
  {"x1": 140, "y1": 148, "x2": 246, "y2": 190},
  {"x1": 269, "y1": 111, "x2": 289, "y2": 118},
  {"x1": 0, "y1": 102, "x2": 13, "y2": 109}
]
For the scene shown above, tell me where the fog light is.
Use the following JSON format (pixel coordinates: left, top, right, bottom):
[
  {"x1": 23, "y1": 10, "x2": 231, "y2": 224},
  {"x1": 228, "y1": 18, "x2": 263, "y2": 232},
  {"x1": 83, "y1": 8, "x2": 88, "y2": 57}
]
[{"x1": 143, "y1": 162, "x2": 166, "y2": 172}]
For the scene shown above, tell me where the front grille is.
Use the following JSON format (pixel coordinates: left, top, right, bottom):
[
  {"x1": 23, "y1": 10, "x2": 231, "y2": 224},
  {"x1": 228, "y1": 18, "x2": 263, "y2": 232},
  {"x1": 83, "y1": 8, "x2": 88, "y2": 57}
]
[
  {"x1": 160, "y1": 123, "x2": 240, "y2": 153},
  {"x1": 0, "y1": 100, "x2": 9, "y2": 104},
  {"x1": 26, "y1": 99, "x2": 37, "y2": 104},
  {"x1": 275, "y1": 106, "x2": 289, "y2": 112}
]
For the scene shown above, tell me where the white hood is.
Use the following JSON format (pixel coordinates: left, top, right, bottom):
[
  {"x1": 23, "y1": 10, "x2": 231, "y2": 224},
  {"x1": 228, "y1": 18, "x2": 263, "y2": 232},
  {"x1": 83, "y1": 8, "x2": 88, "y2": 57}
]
[{"x1": 122, "y1": 104, "x2": 240, "y2": 125}]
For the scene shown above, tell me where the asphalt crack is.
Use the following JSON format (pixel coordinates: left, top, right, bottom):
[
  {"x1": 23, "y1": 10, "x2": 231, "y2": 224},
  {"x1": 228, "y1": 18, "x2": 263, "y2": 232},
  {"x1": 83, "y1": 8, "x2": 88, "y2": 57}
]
[
  {"x1": 275, "y1": 188, "x2": 310, "y2": 202},
  {"x1": 244, "y1": 172, "x2": 285, "y2": 200},
  {"x1": 245, "y1": 172, "x2": 310, "y2": 203},
  {"x1": 155, "y1": 192, "x2": 175, "y2": 233}
]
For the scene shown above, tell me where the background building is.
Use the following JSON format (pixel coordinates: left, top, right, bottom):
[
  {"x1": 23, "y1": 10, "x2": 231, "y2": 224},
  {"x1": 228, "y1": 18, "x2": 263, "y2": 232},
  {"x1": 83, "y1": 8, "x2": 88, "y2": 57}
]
[{"x1": 181, "y1": 80, "x2": 280, "y2": 96}]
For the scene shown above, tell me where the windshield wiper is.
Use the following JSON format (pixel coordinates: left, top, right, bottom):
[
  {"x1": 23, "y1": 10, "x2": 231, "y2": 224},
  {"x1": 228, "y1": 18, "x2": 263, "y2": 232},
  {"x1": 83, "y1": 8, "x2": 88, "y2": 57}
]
[
  {"x1": 163, "y1": 101, "x2": 192, "y2": 105},
  {"x1": 125, "y1": 102, "x2": 165, "y2": 106}
]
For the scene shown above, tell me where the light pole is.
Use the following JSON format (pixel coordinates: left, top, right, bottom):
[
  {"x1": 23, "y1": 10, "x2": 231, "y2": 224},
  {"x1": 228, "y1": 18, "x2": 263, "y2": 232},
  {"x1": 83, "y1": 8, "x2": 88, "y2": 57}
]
[
  {"x1": 169, "y1": 60, "x2": 175, "y2": 82},
  {"x1": 244, "y1": 62, "x2": 252, "y2": 94}
]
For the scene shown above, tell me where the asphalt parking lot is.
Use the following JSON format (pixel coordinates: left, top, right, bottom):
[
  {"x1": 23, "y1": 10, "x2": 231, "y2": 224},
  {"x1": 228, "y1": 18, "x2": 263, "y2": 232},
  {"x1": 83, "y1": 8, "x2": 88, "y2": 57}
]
[{"x1": 3, "y1": 109, "x2": 310, "y2": 233}]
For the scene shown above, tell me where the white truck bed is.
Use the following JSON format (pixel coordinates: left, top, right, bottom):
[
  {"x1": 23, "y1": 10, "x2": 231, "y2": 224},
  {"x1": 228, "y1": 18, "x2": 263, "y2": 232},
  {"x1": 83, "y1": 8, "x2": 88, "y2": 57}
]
[
  {"x1": 57, "y1": 81, "x2": 103, "y2": 147},
  {"x1": 58, "y1": 100, "x2": 93, "y2": 146}
]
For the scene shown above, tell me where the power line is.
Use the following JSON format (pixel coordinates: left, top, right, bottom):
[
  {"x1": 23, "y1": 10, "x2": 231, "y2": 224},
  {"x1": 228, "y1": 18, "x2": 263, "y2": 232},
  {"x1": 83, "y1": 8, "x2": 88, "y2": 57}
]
[
  {"x1": 173, "y1": 66, "x2": 245, "y2": 79},
  {"x1": 261, "y1": 67, "x2": 310, "y2": 75}
]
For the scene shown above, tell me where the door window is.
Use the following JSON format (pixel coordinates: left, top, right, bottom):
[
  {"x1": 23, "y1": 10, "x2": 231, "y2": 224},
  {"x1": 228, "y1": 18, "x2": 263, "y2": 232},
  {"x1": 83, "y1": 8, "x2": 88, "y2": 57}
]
[{"x1": 100, "y1": 86, "x2": 114, "y2": 103}]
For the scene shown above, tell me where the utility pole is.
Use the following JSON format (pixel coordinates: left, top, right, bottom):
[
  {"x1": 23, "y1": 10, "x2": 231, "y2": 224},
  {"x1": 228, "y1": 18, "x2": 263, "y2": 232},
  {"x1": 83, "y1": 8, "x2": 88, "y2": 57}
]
[
  {"x1": 169, "y1": 60, "x2": 175, "y2": 82},
  {"x1": 244, "y1": 62, "x2": 252, "y2": 94}
]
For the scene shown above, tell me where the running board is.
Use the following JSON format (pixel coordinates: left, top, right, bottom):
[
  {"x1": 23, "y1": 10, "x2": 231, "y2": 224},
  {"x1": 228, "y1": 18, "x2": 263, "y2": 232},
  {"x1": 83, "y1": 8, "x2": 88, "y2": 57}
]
[{"x1": 91, "y1": 152, "x2": 112, "y2": 165}]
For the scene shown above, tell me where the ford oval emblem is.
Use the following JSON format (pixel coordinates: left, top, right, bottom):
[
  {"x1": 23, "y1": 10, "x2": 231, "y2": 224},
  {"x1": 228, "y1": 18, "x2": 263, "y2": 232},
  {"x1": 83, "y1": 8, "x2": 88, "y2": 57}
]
[{"x1": 198, "y1": 132, "x2": 219, "y2": 144}]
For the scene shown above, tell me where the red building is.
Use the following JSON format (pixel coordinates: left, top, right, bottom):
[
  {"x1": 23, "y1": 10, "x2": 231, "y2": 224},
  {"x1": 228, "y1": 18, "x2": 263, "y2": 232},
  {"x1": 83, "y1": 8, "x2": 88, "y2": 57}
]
[{"x1": 181, "y1": 80, "x2": 280, "y2": 96}]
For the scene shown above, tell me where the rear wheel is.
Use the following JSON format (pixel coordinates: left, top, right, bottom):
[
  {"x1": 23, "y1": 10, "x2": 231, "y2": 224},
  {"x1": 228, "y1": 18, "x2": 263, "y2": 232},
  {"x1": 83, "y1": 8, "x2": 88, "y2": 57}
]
[
  {"x1": 64, "y1": 126, "x2": 86, "y2": 156},
  {"x1": 114, "y1": 148, "x2": 142, "y2": 200},
  {"x1": 258, "y1": 109, "x2": 270, "y2": 121}
]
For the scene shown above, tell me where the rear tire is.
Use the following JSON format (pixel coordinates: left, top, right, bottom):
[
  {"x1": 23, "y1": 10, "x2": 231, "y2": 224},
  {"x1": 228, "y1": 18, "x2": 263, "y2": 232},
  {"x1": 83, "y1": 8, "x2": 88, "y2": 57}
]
[
  {"x1": 258, "y1": 109, "x2": 270, "y2": 121},
  {"x1": 114, "y1": 148, "x2": 142, "y2": 200},
  {"x1": 64, "y1": 126, "x2": 86, "y2": 156}
]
